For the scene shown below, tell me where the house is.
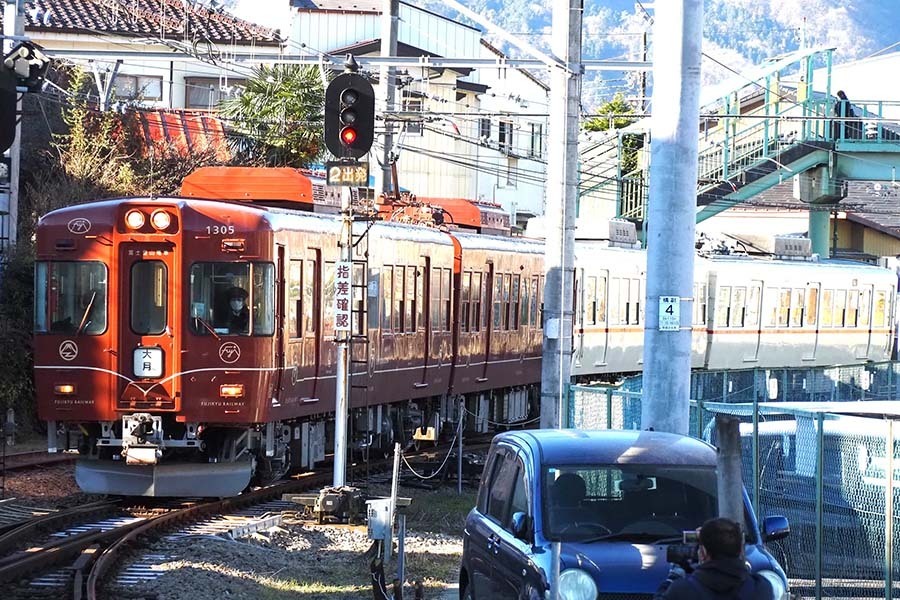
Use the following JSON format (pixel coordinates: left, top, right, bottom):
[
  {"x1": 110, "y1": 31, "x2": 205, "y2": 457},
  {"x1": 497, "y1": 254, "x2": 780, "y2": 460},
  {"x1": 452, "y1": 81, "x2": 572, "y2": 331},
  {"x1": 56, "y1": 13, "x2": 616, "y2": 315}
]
[{"x1": 288, "y1": 0, "x2": 549, "y2": 229}]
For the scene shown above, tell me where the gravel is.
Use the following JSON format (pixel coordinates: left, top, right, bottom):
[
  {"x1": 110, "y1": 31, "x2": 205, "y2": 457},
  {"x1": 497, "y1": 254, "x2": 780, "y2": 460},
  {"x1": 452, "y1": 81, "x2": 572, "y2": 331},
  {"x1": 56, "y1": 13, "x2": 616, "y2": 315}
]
[{"x1": 1, "y1": 462, "x2": 102, "y2": 509}]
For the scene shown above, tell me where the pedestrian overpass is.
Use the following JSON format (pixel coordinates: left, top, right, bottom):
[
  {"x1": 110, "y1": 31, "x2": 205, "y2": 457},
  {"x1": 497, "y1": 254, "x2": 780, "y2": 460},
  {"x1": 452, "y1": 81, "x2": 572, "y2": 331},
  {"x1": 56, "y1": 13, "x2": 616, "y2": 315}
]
[{"x1": 580, "y1": 47, "x2": 900, "y2": 255}]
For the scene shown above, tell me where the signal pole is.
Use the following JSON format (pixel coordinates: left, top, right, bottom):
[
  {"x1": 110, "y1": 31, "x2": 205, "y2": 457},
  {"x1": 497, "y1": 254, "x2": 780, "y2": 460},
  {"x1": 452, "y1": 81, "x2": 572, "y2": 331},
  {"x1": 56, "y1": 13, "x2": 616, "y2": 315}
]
[
  {"x1": 540, "y1": 0, "x2": 583, "y2": 429},
  {"x1": 334, "y1": 186, "x2": 352, "y2": 487},
  {"x1": 641, "y1": 0, "x2": 703, "y2": 435},
  {"x1": 374, "y1": 0, "x2": 399, "y2": 198}
]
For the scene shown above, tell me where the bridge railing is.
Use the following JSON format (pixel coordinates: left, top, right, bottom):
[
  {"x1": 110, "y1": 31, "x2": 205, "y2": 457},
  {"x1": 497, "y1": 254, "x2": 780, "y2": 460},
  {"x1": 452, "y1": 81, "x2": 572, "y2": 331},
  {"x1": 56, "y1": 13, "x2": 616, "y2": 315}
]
[
  {"x1": 570, "y1": 363, "x2": 900, "y2": 600},
  {"x1": 806, "y1": 99, "x2": 900, "y2": 142}
]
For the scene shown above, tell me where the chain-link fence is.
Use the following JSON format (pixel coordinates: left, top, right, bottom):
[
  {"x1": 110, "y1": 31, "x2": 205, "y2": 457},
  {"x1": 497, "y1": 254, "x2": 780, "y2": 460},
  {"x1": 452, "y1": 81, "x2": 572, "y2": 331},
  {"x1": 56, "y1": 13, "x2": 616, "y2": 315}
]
[{"x1": 570, "y1": 364, "x2": 900, "y2": 600}]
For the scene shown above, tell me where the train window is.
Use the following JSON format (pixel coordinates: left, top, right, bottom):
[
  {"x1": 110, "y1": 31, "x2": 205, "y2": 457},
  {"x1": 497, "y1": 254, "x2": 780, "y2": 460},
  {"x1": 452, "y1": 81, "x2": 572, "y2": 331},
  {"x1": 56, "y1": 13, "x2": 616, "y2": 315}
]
[
  {"x1": 530, "y1": 275, "x2": 540, "y2": 327},
  {"x1": 790, "y1": 288, "x2": 804, "y2": 328},
  {"x1": 473, "y1": 272, "x2": 483, "y2": 332},
  {"x1": 503, "y1": 274, "x2": 512, "y2": 330},
  {"x1": 461, "y1": 271, "x2": 471, "y2": 332},
  {"x1": 746, "y1": 285, "x2": 760, "y2": 327},
  {"x1": 873, "y1": 290, "x2": 887, "y2": 327},
  {"x1": 846, "y1": 290, "x2": 859, "y2": 328},
  {"x1": 493, "y1": 274, "x2": 503, "y2": 329},
  {"x1": 777, "y1": 288, "x2": 790, "y2": 327},
  {"x1": 131, "y1": 261, "x2": 167, "y2": 335},
  {"x1": 35, "y1": 261, "x2": 108, "y2": 335},
  {"x1": 716, "y1": 286, "x2": 731, "y2": 327},
  {"x1": 521, "y1": 273, "x2": 531, "y2": 328},
  {"x1": 384, "y1": 266, "x2": 394, "y2": 332},
  {"x1": 443, "y1": 268, "x2": 452, "y2": 331},
  {"x1": 305, "y1": 257, "x2": 318, "y2": 335},
  {"x1": 629, "y1": 279, "x2": 640, "y2": 325},
  {"x1": 511, "y1": 274, "x2": 521, "y2": 329},
  {"x1": 585, "y1": 276, "x2": 597, "y2": 326},
  {"x1": 805, "y1": 286, "x2": 818, "y2": 327},
  {"x1": 406, "y1": 266, "x2": 416, "y2": 333},
  {"x1": 597, "y1": 276, "x2": 607, "y2": 324},
  {"x1": 288, "y1": 261, "x2": 302, "y2": 338},
  {"x1": 368, "y1": 267, "x2": 380, "y2": 331},
  {"x1": 609, "y1": 278, "x2": 620, "y2": 325},
  {"x1": 415, "y1": 264, "x2": 424, "y2": 333},
  {"x1": 732, "y1": 287, "x2": 747, "y2": 328},
  {"x1": 354, "y1": 263, "x2": 366, "y2": 336},
  {"x1": 821, "y1": 290, "x2": 834, "y2": 327},
  {"x1": 252, "y1": 263, "x2": 276, "y2": 336},
  {"x1": 832, "y1": 289, "x2": 847, "y2": 328},
  {"x1": 859, "y1": 288, "x2": 871, "y2": 327},
  {"x1": 431, "y1": 267, "x2": 441, "y2": 330},
  {"x1": 395, "y1": 266, "x2": 405, "y2": 333}
]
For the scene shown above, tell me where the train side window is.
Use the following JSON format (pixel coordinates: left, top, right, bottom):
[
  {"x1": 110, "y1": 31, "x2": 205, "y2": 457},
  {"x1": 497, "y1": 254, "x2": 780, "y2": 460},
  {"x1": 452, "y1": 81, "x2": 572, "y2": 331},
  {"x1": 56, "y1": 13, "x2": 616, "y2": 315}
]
[
  {"x1": 288, "y1": 261, "x2": 302, "y2": 338},
  {"x1": 585, "y1": 276, "x2": 597, "y2": 326},
  {"x1": 473, "y1": 272, "x2": 483, "y2": 332},
  {"x1": 746, "y1": 285, "x2": 760, "y2": 327},
  {"x1": 493, "y1": 274, "x2": 503, "y2": 329},
  {"x1": 131, "y1": 261, "x2": 167, "y2": 335},
  {"x1": 716, "y1": 286, "x2": 731, "y2": 327},
  {"x1": 252, "y1": 262, "x2": 276, "y2": 336},
  {"x1": 394, "y1": 266, "x2": 405, "y2": 333},
  {"x1": 383, "y1": 266, "x2": 393, "y2": 332},
  {"x1": 790, "y1": 288, "x2": 804, "y2": 328},
  {"x1": 522, "y1": 273, "x2": 531, "y2": 328},
  {"x1": 530, "y1": 275, "x2": 540, "y2": 327},
  {"x1": 503, "y1": 274, "x2": 512, "y2": 330},
  {"x1": 763, "y1": 287, "x2": 777, "y2": 327},
  {"x1": 430, "y1": 267, "x2": 441, "y2": 331},
  {"x1": 847, "y1": 290, "x2": 859, "y2": 327},
  {"x1": 873, "y1": 290, "x2": 888, "y2": 328},
  {"x1": 353, "y1": 263, "x2": 366, "y2": 336},
  {"x1": 805, "y1": 286, "x2": 818, "y2": 327},
  {"x1": 859, "y1": 288, "x2": 871, "y2": 327},
  {"x1": 609, "y1": 278, "x2": 621, "y2": 325},
  {"x1": 777, "y1": 288, "x2": 790, "y2": 327},
  {"x1": 539, "y1": 275, "x2": 545, "y2": 327},
  {"x1": 732, "y1": 287, "x2": 747, "y2": 328},
  {"x1": 597, "y1": 276, "x2": 607, "y2": 324},
  {"x1": 461, "y1": 271, "x2": 471, "y2": 333},
  {"x1": 304, "y1": 257, "x2": 318, "y2": 335},
  {"x1": 832, "y1": 289, "x2": 847, "y2": 328},
  {"x1": 406, "y1": 266, "x2": 416, "y2": 333},
  {"x1": 619, "y1": 278, "x2": 629, "y2": 324},
  {"x1": 511, "y1": 274, "x2": 521, "y2": 329},
  {"x1": 821, "y1": 289, "x2": 834, "y2": 327},
  {"x1": 416, "y1": 264, "x2": 425, "y2": 332},
  {"x1": 629, "y1": 278, "x2": 641, "y2": 325},
  {"x1": 443, "y1": 268, "x2": 452, "y2": 331}
]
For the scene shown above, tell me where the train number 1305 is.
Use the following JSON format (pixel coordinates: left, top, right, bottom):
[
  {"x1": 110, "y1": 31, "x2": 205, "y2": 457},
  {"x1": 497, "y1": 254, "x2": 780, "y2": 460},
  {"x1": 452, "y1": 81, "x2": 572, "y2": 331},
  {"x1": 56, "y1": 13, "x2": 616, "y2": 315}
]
[{"x1": 206, "y1": 224, "x2": 236, "y2": 235}]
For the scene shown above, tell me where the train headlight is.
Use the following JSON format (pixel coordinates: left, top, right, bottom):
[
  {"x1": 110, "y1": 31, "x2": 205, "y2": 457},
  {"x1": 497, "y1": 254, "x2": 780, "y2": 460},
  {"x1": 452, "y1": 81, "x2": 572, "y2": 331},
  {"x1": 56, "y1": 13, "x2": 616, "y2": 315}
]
[
  {"x1": 125, "y1": 209, "x2": 145, "y2": 229},
  {"x1": 150, "y1": 210, "x2": 172, "y2": 230},
  {"x1": 220, "y1": 384, "x2": 244, "y2": 398},
  {"x1": 54, "y1": 384, "x2": 76, "y2": 395}
]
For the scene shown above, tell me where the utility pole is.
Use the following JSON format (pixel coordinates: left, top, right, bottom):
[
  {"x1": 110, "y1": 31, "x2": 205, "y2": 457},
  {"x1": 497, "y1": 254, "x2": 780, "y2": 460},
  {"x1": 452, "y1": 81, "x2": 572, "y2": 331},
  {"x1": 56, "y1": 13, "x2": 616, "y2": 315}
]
[
  {"x1": 374, "y1": 0, "x2": 399, "y2": 198},
  {"x1": 540, "y1": 0, "x2": 583, "y2": 430},
  {"x1": 333, "y1": 186, "x2": 352, "y2": 487},
  {"x1": 2, "y1": 0, "x2": 22, "y2": 249},
  {"x1": 640, "y1": 0, "x2": 703, "y2": 435}
]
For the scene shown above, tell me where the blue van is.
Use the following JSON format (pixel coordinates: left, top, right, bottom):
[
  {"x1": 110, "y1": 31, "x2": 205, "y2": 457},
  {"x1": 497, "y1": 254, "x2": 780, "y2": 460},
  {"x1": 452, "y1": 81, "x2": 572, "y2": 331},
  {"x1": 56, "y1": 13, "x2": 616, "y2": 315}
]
[{"x1": 460, "y1": 429, "x2": 791, "y2": 599}]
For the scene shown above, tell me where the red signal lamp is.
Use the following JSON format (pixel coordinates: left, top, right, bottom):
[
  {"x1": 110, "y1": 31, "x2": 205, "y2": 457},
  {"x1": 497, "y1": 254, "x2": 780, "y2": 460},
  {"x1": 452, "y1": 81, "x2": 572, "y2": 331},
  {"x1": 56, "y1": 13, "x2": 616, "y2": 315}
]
[{"x1": 340, "y1": 126, "x2": 358, "y2": 146}]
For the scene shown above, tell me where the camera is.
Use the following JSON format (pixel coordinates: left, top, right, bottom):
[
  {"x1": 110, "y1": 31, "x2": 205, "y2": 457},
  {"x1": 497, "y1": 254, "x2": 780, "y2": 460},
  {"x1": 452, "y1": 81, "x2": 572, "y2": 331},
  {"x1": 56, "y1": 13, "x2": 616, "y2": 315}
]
[{"x1": 666, "y1": 530, "x2": 700, "y2": 567}]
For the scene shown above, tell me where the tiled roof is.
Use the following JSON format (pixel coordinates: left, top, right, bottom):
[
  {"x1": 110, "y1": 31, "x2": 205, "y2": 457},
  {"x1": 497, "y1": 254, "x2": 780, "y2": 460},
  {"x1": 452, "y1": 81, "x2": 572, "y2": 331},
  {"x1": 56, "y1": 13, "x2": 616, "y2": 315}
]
[
  {"x1": 747, "y1": 180, "x2": 900, "y2": 238},
  {"x1": 0, "y1": 0, "x2": 283, "y2": 45}
]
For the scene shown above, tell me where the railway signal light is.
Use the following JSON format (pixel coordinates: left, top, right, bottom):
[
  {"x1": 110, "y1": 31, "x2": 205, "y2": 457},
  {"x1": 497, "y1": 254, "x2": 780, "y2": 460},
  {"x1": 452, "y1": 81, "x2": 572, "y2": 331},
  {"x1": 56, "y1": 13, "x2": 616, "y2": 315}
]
[{"x1": 325, "y1": 72, "x2": 375, "y2": 159}]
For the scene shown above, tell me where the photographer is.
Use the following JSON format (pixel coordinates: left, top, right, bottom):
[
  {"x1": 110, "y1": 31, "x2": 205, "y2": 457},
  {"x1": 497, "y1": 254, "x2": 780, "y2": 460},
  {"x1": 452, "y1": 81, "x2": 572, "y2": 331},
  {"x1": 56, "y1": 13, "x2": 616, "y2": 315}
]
[{"x1": 654, "y1": 517, "x2": 773, "y2": 600}]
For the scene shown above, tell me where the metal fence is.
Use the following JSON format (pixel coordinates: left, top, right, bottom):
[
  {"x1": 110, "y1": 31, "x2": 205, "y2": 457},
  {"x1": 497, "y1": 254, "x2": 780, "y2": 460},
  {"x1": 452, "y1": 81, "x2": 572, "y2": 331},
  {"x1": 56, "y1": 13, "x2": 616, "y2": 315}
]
[{"x1": 569, "y1": 364, "x2": 900, "y2": 600}]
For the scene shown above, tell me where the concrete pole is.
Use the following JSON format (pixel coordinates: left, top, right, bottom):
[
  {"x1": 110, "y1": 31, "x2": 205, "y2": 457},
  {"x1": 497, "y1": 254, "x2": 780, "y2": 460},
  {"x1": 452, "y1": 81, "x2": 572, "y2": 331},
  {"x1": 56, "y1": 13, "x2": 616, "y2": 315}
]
[
  {"x1": 715, "y1": 414, "x2": 744, "y2": 525},
  {"x1": 539, "y1": 0, "x2": 583, "y2": 430},
  {"x1": 640, "y1": 0, "x2": 703, "y2": 435},
  {"x1": 2, "y1": 0, "x2": 22, "y2": 248},
  {"x1": 374, "y1": 0, "x2": 398, "y2": 198},
  {"x1": 333, "y1": 186, "x2": 352, "y2": 487}
]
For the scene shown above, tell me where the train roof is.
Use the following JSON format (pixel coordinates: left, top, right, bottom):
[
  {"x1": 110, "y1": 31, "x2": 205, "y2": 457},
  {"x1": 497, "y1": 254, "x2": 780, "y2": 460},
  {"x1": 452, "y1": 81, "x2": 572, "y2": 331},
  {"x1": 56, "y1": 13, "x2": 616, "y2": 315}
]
[
  {"x1": 453, "y1": 230, "x2": 543, "y2": 253},
  {"x1": 706, "y1": 254, "x2": 891, "y2": 272}
]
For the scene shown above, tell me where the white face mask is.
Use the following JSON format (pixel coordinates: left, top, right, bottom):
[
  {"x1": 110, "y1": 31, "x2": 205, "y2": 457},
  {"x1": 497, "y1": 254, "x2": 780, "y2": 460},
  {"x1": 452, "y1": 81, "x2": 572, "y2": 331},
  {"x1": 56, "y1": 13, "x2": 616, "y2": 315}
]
[{"x1": 230, "y1": 298, "x2": 244, "y2": 311}]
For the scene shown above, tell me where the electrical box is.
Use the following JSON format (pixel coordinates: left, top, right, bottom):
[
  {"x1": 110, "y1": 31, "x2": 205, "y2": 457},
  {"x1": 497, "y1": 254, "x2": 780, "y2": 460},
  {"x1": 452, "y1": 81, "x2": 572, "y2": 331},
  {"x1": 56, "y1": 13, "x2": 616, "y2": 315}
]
[{"x1": 367, "y1": 498, "x2": 392, "y2": 542}]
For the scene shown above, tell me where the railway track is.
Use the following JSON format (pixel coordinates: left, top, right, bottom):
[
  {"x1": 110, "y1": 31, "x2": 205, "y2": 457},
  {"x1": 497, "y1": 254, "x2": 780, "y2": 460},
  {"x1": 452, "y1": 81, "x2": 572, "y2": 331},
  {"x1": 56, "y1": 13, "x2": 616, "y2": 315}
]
[{"x1": 1, "y1": 450, "x2": 76, "y2": 472}]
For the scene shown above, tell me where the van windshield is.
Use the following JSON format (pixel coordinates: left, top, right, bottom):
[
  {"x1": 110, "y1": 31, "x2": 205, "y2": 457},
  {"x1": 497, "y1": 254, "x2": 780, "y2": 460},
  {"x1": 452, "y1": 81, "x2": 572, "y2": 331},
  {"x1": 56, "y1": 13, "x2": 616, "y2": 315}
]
[{"x1": 542, "y1": 464, "x2": 718, "y2": 542}]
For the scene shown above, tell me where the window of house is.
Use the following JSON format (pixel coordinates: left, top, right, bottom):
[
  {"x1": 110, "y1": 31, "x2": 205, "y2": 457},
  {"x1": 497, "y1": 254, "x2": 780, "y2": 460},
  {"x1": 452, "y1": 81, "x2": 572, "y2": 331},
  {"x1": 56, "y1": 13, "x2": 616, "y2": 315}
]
[
  {"x1": 404, "y1": 95, "x2": 423, "y2": 135},
  {"x1": 499, "y1": 120, "x2": 514, "y2": 154},
  {"x1": 480, "y1": 118, "x2": 491, "y2": 141},
  {"x1": 530, "y1": 122, "x2": 543, "y2": 158},
  {"x1": 184, "y1": 77, "x2": 246, "y2": 109},
  {"x1": 112, "y1": 74, "x2": 163, "y2": 101},
  {"x1": 506, "y1": 157, "x2": 518, "y2": 188}
]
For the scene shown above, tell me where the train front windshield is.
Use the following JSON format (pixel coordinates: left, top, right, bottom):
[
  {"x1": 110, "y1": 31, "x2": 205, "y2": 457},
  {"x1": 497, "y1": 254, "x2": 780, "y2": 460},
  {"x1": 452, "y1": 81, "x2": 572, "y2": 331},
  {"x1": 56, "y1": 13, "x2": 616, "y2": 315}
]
[
  {"x1": 34, "y1": 261, "x2": 108, "y2": 335},
  {"x1": 543, "y1": 464, "x2": 718, "y2": 542},
  {"x1": 189, "y1": 262, "x2": 276, "y2": 336}
]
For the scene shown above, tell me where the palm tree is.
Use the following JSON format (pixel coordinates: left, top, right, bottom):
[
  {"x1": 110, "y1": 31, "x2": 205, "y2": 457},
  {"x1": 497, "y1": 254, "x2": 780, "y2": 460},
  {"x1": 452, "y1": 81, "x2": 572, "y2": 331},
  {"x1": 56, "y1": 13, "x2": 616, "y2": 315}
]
[{"x1": 218, "y1": 64, "x2": 324, "y2": 167}]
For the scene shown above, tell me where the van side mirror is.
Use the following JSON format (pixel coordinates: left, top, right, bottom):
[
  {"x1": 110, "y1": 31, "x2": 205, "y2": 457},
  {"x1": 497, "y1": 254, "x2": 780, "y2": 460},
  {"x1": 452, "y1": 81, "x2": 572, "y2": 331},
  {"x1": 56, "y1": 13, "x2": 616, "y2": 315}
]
[
  {"x1": 761, "y1": 515, "x2": 790, "y2": 542},
  {"x1": 511, "y1": 511, "x2": 530, "y2": 541}
]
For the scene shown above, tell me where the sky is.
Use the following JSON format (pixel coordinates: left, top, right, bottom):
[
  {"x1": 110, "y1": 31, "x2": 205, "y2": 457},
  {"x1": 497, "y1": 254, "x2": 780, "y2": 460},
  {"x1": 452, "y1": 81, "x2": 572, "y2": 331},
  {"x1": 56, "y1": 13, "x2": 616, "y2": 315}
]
[{"x1": 230, "y1": 0, "x2": 290, "y2": 31}]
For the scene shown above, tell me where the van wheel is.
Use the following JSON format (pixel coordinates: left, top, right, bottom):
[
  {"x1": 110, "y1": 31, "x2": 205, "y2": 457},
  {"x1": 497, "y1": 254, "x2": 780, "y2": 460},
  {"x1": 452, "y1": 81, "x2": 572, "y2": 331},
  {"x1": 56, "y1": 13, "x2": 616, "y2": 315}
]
[{"x1": 461, "y1": 583, "x2": 474, "y2": 600}]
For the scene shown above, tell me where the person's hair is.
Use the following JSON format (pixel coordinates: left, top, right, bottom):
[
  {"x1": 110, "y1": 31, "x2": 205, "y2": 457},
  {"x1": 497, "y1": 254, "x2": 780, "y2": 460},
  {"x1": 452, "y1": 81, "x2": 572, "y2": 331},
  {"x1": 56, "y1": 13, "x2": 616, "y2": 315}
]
[
  {"x1": 699, "y1": 517, "x2": 743, "y2": 560},
  {"x1": 836, "y1": 90, "x2": 847, "y2": 100}
]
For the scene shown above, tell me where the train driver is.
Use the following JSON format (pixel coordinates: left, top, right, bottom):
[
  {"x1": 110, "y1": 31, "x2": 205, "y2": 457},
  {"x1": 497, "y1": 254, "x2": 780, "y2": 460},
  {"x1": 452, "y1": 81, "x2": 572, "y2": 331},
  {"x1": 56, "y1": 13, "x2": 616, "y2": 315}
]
[{"x1": 225, "y1": 287, "x2": 250, "y2": 334}]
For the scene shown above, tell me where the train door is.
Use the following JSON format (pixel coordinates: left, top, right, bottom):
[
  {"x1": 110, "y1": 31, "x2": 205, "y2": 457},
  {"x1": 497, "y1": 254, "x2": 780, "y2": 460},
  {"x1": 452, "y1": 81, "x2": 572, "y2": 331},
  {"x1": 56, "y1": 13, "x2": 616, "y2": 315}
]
[
  {"x1": 857, "y1": 285, "x2": 873, "y2": 360},
  {"x1": 272, "y1": 245, "x2": 286, "y2": 401},
  {"x1": 303, "y1": 251, "x2": 322, "y2": 400},
  {"x1": 418, "y1": 257, "x2": 430, "y2": 386},
  {"x1": 285, "y1": 259, "x2": 305, "y2": 400},
  {"x1": 596, "y1": 273, "x2": 609, "y2": 366},
  {"x1": 803, "y1": 282, "x2": 821, "y2": 361},
  {"x1": 118, "y1": 242, "x2": 178, "y2": 409},
  {"x1": 744, "y1": 281, "x2": 763, "y2": 363}
]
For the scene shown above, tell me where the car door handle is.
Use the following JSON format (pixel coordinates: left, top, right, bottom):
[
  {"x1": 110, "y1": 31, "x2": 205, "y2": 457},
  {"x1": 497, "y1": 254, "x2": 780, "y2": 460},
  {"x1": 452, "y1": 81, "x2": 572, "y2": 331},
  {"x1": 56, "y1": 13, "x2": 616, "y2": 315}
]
[{"x1": 486, "y1": 533, "x2": 497, "y2": 550}]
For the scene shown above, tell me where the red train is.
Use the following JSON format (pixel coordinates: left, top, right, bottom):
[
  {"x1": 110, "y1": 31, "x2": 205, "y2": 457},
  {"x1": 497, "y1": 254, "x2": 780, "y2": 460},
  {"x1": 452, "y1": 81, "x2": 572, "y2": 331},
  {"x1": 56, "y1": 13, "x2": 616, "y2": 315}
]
[
  {"x1": 34, "y1": 167, "x2": 897, "y2": 497},
  {"x1": 34, "y1": 167, "x2": 543, "y2": 496}
]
